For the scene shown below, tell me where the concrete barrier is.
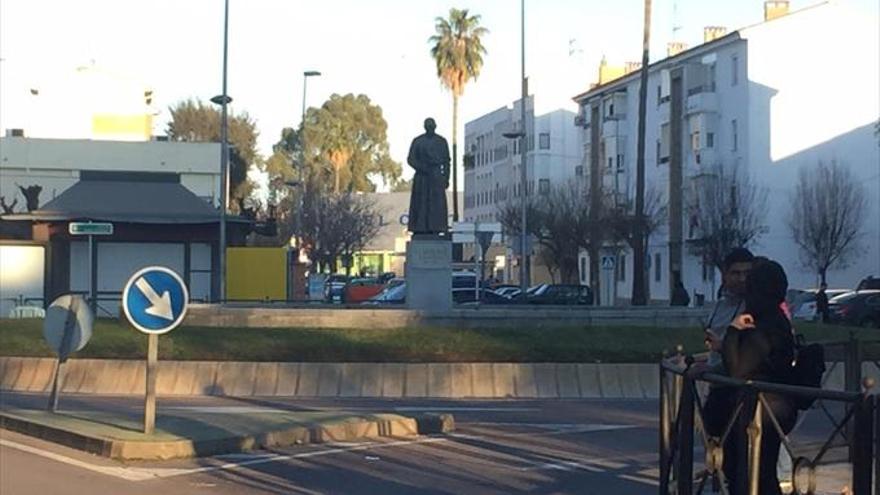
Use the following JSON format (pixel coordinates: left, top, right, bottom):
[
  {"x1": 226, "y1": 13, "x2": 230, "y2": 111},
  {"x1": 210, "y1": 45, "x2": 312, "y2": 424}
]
[
  {"x1": 2, "y1": 356, "x2": 875, "y2": 400},
  {"x1": 185, "y1": 304, "x2": 711, "y2": 330}
]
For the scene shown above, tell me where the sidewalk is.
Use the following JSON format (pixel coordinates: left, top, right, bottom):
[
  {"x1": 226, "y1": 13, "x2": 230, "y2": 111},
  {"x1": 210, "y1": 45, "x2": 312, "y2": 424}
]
[{"x1": 0, "y1": 395, "x2": 453, "y2": 461}]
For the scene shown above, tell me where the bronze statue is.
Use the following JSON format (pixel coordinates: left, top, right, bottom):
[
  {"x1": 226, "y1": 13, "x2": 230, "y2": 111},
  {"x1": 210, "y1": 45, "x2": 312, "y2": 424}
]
[{"x1": 407, "y1": 118, "x2": 450, "y2": 235}]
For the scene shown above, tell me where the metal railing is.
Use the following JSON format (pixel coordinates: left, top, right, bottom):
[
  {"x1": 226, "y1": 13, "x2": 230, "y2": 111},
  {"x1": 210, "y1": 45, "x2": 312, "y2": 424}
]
[{"x1": 659, "y1": 336, "x2": 878, "y2": 494}]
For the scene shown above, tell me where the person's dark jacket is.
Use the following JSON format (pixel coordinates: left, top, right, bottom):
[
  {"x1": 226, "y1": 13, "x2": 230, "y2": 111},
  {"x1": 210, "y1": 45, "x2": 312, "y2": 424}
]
[
  {"x1": 671, "y1": 283, "x2": 691, "y2": 306},
  {"x1": 722, "y1": 259, "x2": 795, "y2": 384}
]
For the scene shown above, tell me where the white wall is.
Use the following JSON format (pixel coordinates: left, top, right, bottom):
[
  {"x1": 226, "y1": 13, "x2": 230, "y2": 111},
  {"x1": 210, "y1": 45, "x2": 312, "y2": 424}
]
[
  {"x1": 0, "y1": 245, "x2": 44, "y2": 316},
  {"x1": 743, "y1": 2, "x2": 880, "y2": 289},
  {"x1": 70, "y1": 241, "x2": 211, "y2": 316}
]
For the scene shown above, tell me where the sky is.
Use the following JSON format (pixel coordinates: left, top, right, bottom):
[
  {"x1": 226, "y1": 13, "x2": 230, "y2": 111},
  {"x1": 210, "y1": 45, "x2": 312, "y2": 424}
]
[{"x1": 1, "y1": 0, "x2": 878, "y2": 189}]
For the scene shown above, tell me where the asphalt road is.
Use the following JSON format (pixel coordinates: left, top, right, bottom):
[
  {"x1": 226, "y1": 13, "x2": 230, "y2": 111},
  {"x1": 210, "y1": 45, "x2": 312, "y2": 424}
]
[{"x1": 1, "y1": 394, "x2": 660, "y2": 494}]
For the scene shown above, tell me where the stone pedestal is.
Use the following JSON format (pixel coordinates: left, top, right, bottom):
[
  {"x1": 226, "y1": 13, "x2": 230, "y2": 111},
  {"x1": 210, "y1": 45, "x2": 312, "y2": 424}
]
[{"x1": 405, "y1": 236, "x2": 452, "y2": 311}]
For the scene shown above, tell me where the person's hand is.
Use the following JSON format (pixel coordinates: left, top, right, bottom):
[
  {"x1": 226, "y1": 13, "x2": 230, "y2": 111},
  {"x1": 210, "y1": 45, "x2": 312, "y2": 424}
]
[
  {"x1": 731, "y1": 313, "x2": 756, "y2": 331},
  {"x1": 704, "y1": 331, "x2": 723, "y2": 352},
  {"x1": 687, "y1": 361, "x2": 710, "y2": 379}
]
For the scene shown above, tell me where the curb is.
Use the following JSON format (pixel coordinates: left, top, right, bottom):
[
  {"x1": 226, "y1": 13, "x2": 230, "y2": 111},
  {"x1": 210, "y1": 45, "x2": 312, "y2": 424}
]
[{"x1": 0, "y1": 410, "x2": 454, "y2": 461}]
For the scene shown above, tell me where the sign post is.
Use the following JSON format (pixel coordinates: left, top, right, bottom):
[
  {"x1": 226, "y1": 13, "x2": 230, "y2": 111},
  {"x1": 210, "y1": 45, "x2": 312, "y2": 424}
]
[
  {"x1": 69, "y1": 222, "x2": 113, "y2": 316},
  {"x1": 43, "y1": 294, "x2": 93, "y2": 412},
  {"x1": 122, "y1": 266, "x2": 189, "y2": 435}
]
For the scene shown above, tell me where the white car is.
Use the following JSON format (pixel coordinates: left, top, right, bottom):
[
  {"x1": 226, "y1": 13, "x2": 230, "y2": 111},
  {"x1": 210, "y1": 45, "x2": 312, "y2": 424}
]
[{"x1": 791, "y1": 289, "x2": 850, "y2": 320}]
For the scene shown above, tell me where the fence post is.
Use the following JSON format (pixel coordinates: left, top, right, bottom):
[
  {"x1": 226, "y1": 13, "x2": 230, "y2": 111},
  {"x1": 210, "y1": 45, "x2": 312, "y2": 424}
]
[
  {"x1": 845, "y1": 334, "x2": 863, "y2": 462},
  {"x1": 747, "y1": 392, "x2": 764, "y2": 495},
  {"x1": 851, "y1": 390, "x2": 873, "y2": 494},
  {"x1": 659, "y1": 364, "x2": 671, "y2": 494},
  {"x1": 677, "y1": 374, "x2": 695, "y2": 495},
  {"x1": 874, "y1": 393, "x2": 879, "y2": 495}
]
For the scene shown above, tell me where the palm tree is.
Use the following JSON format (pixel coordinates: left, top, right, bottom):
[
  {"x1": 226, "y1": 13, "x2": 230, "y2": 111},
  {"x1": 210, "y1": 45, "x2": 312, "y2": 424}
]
[{"x1": 429, "y1": 8, "x2": 488, "y2": 222}]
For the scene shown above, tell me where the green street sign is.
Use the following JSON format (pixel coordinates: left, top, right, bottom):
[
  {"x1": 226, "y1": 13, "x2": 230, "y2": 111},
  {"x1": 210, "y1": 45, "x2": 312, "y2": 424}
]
[{"x1": 68, "y1": 222, "x2": 114, "y2": 236}]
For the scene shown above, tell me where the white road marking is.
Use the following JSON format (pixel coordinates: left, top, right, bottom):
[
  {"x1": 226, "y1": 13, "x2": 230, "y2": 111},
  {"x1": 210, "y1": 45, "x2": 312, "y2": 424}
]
[
  {"x1": 617, "y1": 473, "x2": 660, "y2": 486},
  {"x1": 468, "y1": 422, "x2": 637, "y2": 432},
  {"x1": 0, "y1": 436, "x2": 449, "y2": 482},
  {"x1": 393, "y1": 407, "x2": 540, "y2": 412},
  {"x1": 165, "y1": 406, "x2": 291, "y2": 414}
]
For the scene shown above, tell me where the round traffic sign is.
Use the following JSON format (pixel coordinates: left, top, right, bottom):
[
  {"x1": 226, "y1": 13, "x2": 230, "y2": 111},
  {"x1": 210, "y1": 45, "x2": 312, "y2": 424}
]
[
  {"x1": 43, "y1": 294, "x2": 93, "y2": 357},
  {"x1": 122, "y1": 266, "x2": 189, "y2": 335}
]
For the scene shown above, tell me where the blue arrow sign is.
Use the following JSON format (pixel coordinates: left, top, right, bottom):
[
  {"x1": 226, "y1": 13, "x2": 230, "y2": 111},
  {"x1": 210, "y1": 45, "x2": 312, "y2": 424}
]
[{"x1": 122, "y1": 266, "x2": 189, "y2": 335}]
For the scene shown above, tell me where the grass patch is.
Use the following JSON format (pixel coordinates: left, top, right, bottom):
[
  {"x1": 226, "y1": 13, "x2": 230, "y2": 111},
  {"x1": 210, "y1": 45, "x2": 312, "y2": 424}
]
[{"x1": 0, "y1": 318, "x2": 876, "y2": 363}]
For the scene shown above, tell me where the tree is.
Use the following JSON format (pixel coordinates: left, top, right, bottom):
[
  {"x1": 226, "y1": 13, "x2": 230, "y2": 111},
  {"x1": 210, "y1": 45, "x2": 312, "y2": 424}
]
[
  {"x1": 298, "y1": 190, "x2": 382, "y2": 274},
  {"x1": 300, "y1": 94, "x2": 401, "y2": 193},
  {"x1": 166, "y1": 99, "x2": 260, "y2": 208},
  {"x1": 390, "y1": 178, "x2": 413, "y2": 192},
  {"x1": 498, "y1": 181, "x2": 595, "y2": 284},
  {"x1": 687, "y1": 165, "x2": 769, "y2": 272},
  {"x1": 605, "y1": 185, "x2": 667, "y2": 301},
  {"x1": 430, "y1": 8, "x2": 488, "y2": 222},
  {"x1": 787, "y1": 160, "x2": 867, "y2": 285}
]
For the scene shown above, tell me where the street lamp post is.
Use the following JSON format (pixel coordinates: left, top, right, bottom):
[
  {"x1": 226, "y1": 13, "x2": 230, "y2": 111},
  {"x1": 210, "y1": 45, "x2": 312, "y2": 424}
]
[
  {"x1": 503, "y1": 0, "x2": 529, "y2": 295},
  {"x1": 291, "y1": 70, "x2": 321, "y2": 300},
  {"x1": 213, "y1": 0, "x2": 231, "y2": 304}
]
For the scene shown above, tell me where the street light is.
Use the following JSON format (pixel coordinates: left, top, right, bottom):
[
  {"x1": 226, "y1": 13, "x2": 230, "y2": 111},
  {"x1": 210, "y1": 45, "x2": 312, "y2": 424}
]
[
  {"x1": 501, "y1": 0, "x2": 529, "y2": 295},
  {"x1": 290, "y1": 70, "x2": 321, "y2": 300},
  {"x1": 212, "y1": 0, "x2": 231, "y2": 303}
]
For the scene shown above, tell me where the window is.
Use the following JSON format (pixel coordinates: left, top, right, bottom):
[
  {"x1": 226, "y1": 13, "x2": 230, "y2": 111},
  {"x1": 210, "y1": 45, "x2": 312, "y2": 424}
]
[
  {"x1": 539, "y1": 178, "x2": 550, "y2": 195},
  {"x1": 616, "y1": 154, "x2": 624, "y2": 171},
  {"x1": 575, "y1": 165, "x2": 584, "y2": 176},
  {"x1": 731, "y1": 55, "x2": 739, "y2": 86},
  {"x1": 731, "y1": 119, "x2": 738, "y2": 151},
  {"x1": 608, "y1": 157, "x2": 614, "y2": 169},
  {"x1": 659, "y1": 123, "x2": 670, "y2": 163},
  {"x1": 617, "y1": 254, "x2": 626, "y2": 282},
  {"x1": 654, "y1": 253, "x2": 662, "y2": 282},
  {"x1": 580, "y1": 257, "x2": 587, "y2": 283},
  {"x1": 707, "y1": 132, "x2": 715, "y2": 148},
  {"x1": 706, "y1": 63, "x2": 716, "y2": 92},
  {"x1": 691, "y1": 131, "x2": 701, "y2": 152},
  {"x1": 539, "y1": 133, "x2": 550, "y2": 150}
]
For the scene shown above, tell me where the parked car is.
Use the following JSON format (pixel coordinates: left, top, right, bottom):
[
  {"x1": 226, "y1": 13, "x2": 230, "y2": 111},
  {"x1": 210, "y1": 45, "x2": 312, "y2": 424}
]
[
  {"x1": 342, "y1": 278, "x2": 385, "y2": 303},
  {"x1": 452, "y1": 271, "x2": 477, "y2": 288},
  {"x1": 452, "y1": 288, "x2": 513, "y2": 305},
  {"x1": 324, "y1": 274, "x2": 350, "y2": 303},
  {"x1": 519, "y1": 284, "x2": 593, "y2": 305},
  {"x1": 494, "y1": 287, "x2": 522, "y2": 298},
  {"x1": 827, "y1": 290, "x2": 880, "y2": 328},
  {"x1": 363, "y1": 282, "x2": 407, "y2": 305},
  {"x1": 857, "y1": 276, "x2": 880, "y2": 291},
  {"x1": 790, "y1": 288, "x2": 850, "y2": 320}
]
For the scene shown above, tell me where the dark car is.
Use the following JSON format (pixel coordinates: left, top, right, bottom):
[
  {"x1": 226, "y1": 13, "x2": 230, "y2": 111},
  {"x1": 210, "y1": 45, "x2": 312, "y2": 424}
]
[
  {"x1": 522, "y1": 284, "x2": 593, "y2": 305},
  {"x1": 452, "y1": 288, "x2": 513, "y2": 305},
  {"x1": 856, "y1": 276, "x2": 880, "y2": 291},
  {"x1": 827, "y1": 290, "x2": 880, "y2": 328}
]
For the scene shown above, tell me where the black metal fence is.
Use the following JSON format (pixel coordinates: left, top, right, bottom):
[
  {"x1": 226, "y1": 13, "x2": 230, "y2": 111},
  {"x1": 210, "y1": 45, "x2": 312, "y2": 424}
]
[{"x1": 659, "y1": 336, "x2": 879, "y2": 494}]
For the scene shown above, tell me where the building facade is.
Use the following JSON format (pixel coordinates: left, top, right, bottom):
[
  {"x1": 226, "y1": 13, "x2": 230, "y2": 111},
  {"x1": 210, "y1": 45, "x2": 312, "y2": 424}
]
[
  {"x1": 573, "y1": 0, "x2": 880, "y2": 303},
  {"x1": 462, "y1": 97, "x2": 580, "y2": 284}
]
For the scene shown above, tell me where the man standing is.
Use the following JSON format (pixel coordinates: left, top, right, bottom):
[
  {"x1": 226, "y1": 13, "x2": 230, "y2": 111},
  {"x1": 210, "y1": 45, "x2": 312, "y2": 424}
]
[
  {"x1": 815, "y1": 283, "x2": 830, "y2": 323},
  {"x1": 407, "y1": 118, "x2": 450, "y2": 235},
  {"x1": 704, "y1": 248, "x2": 755, "y2": 367}
]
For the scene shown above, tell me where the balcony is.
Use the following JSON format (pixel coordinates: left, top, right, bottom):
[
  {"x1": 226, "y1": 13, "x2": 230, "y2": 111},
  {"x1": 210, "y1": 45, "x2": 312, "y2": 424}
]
[{"x1": 685, "y1": 91, "x2": 718, "y2": 116}]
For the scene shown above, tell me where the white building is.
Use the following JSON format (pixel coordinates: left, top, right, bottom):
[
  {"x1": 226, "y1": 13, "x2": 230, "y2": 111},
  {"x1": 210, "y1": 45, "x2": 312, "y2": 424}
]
[
  {"x1": 463, "y1": 97, "x2": 581, "y2": 223},
  {"x1": 573, "y1": 0, "x2": 880, "y2": 303},
  {"x1": 462, "y1": 97, "x2": 580, "y2": 283},
  {"x1": 0, "y1": 137, "x2": 221, "y2": 209},
  {"x1": 0, "y1": 137, "x2": 224, "y2": 316}
]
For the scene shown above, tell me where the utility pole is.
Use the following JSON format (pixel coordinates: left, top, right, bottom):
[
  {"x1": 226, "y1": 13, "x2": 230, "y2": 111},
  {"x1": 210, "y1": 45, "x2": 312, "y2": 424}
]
[
  {"x1": 632, "y1": 0, "x2": 652, "y2": 305},
  {"x1": 519, "y1": 0, "x2": 529, "y2": 293}
]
